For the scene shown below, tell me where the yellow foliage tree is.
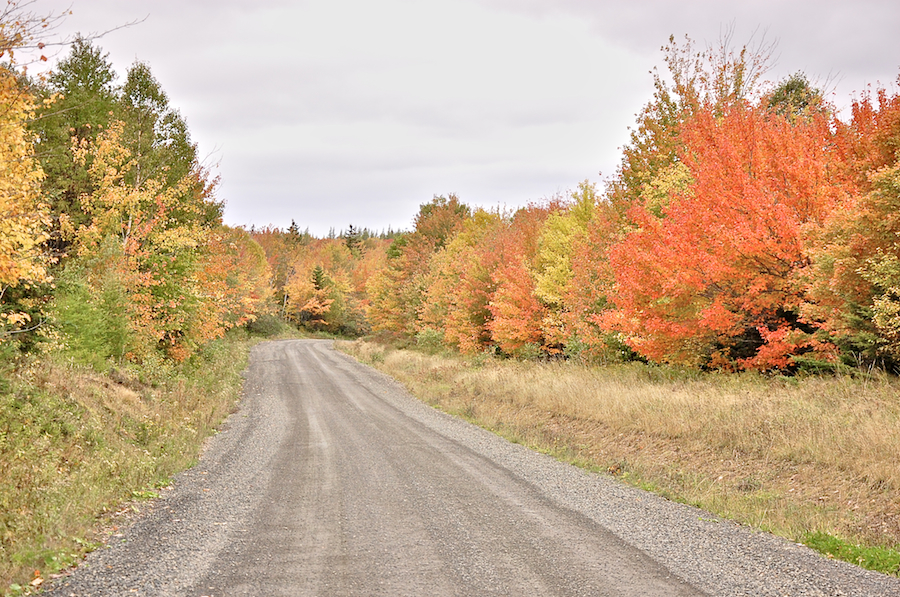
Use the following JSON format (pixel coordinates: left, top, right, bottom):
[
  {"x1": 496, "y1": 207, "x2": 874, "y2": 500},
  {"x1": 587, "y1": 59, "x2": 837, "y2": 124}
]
[
  {"x1": 0, "y1": 62, "x2": 51, "y2": 338},
  {"x1": 65, "y1": 120, "x2": 220, "y2": 361},
  {"x1": 419, "y1": 209, "x2": 502, "y2": 352},
  {"x1": 532, "y1": 181, "x2": 597, "y2": 345}
]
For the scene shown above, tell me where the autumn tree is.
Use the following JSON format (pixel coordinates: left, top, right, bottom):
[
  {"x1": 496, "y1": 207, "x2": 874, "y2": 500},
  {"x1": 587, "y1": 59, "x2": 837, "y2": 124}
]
[
  {"x1": 531, "y1": 182, "x2": 596, "y2": 348},
  {"x1": 366, "y1": 195, "x2": 469, "y2": 337},
  {"x1": 418, "y1": 209, "x2": 503, "y2": 352},
  {"x1": 283, "y1": 239, "x2": 354, "y2": 333},
  {"x1": 0, "y1": 1, "x2": 62, "y2": 344},
  {"x1": 603, "y1": 99, "x2": 852, "y2": 370},
  {"x1": 609, "y1": 32, "x2": 773, "y2": 216},
  {"x1": 0, "y1": 57, "x2": 50, "y2": 342},
  {"x1": 196, "y1": 226, "x2": 272, "y2": 331},
  {"x1": 562, "y1": 200, "x2": 625, "y2": 362},
  {"x1": 842, "y1": 82, "x2": 900, "y2": 185},
  {"x1": 348, "y1": 236, "x2": 390, "y2": 295},
  {"x1": 56, "y1": 120, "x2": 220, "y2": 362},
  {"x1": 49, "y1": 60, "x2": 225, "y2": 361},
  {"x1": 251, "y1": 225, "x2": 308, "y2": 316},
  {"x1": 801, "y1": 81, "x2": 900, "y2": 367},
  {"x1": 486, "y1": 204, "x2": 550, "y2": 356}
]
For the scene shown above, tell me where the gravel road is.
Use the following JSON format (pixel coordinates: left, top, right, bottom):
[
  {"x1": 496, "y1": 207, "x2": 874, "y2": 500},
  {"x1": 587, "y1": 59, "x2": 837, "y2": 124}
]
[{"x1": 47, "y1": 339, "x2": 900, "y2": 596}]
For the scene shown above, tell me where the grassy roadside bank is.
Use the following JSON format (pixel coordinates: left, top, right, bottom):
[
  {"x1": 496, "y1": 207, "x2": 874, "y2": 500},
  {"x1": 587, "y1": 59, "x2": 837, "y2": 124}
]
[
  {"x1": 0, "y1": 331, "x2": 262, "y2": 594},
  {"x1": 338, "y1": 339, "x2": 900, "y2": 576}
]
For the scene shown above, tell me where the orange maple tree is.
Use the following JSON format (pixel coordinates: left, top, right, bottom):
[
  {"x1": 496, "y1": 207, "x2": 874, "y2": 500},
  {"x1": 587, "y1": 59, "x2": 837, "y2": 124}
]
[
  {"x1": 486, "y1": 204, "x2": 551, "y2": 355},
  {"x1": 603, "y1": 99, "x2": 854, "y2": 370}
]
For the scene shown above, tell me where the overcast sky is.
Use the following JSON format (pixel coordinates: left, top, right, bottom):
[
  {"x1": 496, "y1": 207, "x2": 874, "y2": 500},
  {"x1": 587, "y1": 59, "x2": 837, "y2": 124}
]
[{"x1": 29, "y1": 0, "x2": 900, "y2": 235}]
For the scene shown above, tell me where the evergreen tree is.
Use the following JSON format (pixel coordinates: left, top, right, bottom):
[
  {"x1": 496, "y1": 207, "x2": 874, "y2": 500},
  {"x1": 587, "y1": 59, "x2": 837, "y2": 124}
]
[
  {"x1": 118, "y1": 61, "x2": 221, "y2": 225},
  {"x1": 345, "y1": 224, "x2": 361, "y2": 253}
]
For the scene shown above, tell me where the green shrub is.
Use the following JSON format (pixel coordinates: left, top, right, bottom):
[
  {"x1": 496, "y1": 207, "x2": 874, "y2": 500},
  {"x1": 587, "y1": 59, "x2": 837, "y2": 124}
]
[
  {"x1": 246, "y1": 313, "x2": 291, "y2": 337},
  {"x1": 513, "y1": 342, "x2": 542, "y2": 361},
  {"x1": 415, "y1": 328, "x2": 444, "y2": 355},
  {"x1": 50, "y1": 266, "x2": 129, "y2": 370}
]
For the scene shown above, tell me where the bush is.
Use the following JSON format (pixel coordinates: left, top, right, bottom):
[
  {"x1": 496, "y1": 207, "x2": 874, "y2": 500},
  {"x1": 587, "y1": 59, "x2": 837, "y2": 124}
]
[
  {"x1": 415, "y1": 328, "x2": 444, "y2": 355},
  {"x1": 50, "y1": 266, "x2": 130, "y2": 370},
  {"x1": 515, "y1": 342, "x2": 543, "y2": 361},
  {"x1": 246, "y1": 313, "x2": 291, "y2": 338}
]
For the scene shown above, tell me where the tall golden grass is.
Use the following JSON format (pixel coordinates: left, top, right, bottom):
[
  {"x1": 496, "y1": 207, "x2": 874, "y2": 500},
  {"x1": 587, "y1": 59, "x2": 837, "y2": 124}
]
[{"x1": 339, "y1": 340, "x2": 900, "y2": 565}]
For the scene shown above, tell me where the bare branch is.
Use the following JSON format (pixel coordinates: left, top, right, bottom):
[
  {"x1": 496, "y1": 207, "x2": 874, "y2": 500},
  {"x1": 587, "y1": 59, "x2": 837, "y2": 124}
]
[
  {"x1": 1, "y1": 1, "x2": 147, "y2": 68},
  {"x1": 0, "y1": 317, "x2": 45, "y2": 337}
]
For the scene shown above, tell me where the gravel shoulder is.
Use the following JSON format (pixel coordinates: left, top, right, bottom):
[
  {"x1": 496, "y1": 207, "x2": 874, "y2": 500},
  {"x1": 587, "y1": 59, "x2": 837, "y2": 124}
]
[{"x1": 46, "y1": 339, "x2": 900, "y2": 596}]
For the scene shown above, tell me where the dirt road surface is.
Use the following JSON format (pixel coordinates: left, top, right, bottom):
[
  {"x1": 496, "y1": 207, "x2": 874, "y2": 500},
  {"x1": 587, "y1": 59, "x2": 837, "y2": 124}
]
[{"x1": 46, "y1": 340, "x2": 900, "y2": 596}]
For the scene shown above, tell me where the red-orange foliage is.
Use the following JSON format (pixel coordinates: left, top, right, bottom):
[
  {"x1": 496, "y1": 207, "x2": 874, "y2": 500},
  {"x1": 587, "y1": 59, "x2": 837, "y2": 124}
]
[
  {"x1": 282, "y1": 239, "x2": 351, "y2": 328},
  {"x1": 197, "y1": 226, "x2": 272, "y2": 330},
  {"x1": 350, "y1": 237, "x2": 391, "y2": 296},
  {"x1": 604, "y1": 101, "x2": 855, "y2": 370},
  {"x1": 843, "y1": 81, "x2": 900, "y2": 183},
  {"x1": 487, "y1": 205, "x2": 550, "y2": 355}
]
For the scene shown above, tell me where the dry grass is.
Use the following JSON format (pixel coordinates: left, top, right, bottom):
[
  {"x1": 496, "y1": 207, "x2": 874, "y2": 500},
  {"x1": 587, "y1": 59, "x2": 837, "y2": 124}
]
[{"x1": 338, "y1": 340, "x2": 900, "y2": 566}]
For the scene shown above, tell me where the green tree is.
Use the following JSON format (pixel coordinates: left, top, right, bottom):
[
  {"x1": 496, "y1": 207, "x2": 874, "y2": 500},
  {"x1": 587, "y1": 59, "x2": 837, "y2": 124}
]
[
  {"x1": 311, "y1": 265, "x2": 328, "y2": 291},
  {"x1": 768, "y1": 72, "x2": 823, "y2": 119},
  {"x1": 118, "y1": 61, "x2": 220, "y2": 225},
  {"x1": 344, "y1": 224, "x2": 361, "y2": 254},
  {"x1": 32, "y1": 37, "x2": 118, "y2": 231}
]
